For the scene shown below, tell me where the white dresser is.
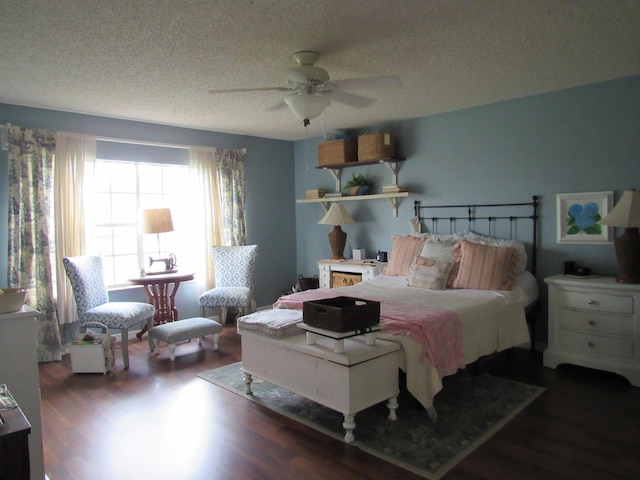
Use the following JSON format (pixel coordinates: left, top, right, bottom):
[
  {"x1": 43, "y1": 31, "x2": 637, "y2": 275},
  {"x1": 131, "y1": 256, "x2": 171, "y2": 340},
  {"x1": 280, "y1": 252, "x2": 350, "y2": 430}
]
[
  {"x1": 544, "y1": 275, "x2": 640, "y2": 386},
  {"x1": 0, "y1": 306, "x2": 45, "y2": 479},
  {"x1": 317, "y1": 260, "x2": 386, "y2": 289}
]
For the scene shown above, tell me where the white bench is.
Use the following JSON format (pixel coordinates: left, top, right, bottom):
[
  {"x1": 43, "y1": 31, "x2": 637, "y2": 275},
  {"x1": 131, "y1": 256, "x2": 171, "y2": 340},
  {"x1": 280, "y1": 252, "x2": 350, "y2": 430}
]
[{"x1": 148, "y1": 317, "x2": 223, "y2": 361}]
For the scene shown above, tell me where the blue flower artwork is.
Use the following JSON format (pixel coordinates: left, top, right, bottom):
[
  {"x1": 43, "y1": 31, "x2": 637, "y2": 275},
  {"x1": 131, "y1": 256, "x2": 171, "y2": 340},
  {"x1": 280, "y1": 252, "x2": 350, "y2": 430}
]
[{"x1": 566, "y1": 202, "x2": 602, "y2": 235}]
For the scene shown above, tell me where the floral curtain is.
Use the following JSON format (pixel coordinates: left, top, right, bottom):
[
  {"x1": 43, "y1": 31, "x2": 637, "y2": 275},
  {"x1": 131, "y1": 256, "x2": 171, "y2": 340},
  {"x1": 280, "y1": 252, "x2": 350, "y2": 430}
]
[
  {"x1": 7, "y1": 126, "x2": 63, "y2": 362},
  {"x1": 216, "y1": 148, "x2": 247, "y2": 246}
]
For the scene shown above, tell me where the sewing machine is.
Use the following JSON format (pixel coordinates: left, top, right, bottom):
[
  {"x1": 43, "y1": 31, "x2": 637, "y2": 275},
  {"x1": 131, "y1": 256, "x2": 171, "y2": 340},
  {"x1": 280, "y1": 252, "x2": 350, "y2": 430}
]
[{"x1": 147, "y1": 253, "x2": 177, "y2": 274}]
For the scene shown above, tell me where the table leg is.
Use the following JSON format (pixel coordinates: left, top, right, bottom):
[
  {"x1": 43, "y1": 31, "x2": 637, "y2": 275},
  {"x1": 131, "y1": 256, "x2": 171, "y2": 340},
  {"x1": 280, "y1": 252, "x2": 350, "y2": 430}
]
[
  {"x1": 387, "y1": 394, "x2": 399, "y2": 420},
  {"x1": 243, "y1": 371, "x2": 253, "y2": 395},
  {"x1": 342, "y1": 414, "x2": 356, "y2": 443}
]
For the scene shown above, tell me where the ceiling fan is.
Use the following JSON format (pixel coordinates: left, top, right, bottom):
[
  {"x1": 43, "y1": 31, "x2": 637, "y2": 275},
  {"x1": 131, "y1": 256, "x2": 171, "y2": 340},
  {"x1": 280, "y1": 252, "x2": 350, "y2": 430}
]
[{"x1": 208, "y1": 51, "x2": 401, "y2": 126}]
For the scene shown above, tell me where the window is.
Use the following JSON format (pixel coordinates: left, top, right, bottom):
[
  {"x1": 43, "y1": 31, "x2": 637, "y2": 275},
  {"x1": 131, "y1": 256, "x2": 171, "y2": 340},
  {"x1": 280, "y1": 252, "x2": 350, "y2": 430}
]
[{"x1": 92, "y1": 160, "x2": 191, "y2": 286}]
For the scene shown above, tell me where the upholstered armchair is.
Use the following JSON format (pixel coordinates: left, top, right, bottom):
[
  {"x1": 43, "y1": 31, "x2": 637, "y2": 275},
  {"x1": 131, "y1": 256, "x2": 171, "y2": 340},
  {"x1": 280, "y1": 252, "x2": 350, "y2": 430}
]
[
  {"x1": 199, "y1": 245, "x2": 259, "y2": 323},
  {"x1": 63, "y1": 255, "x2": 155, "y2": 369}
]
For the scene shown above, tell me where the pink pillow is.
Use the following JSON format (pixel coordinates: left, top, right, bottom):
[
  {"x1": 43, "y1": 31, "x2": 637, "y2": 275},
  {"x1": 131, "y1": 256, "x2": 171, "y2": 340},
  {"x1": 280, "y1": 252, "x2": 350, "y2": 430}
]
[
  {"x1": 383, "y1": 235, "x2": 426, "y2": 276},
  {"x1": 452, "y1": 240, "x2": 519, "y2": 290}
]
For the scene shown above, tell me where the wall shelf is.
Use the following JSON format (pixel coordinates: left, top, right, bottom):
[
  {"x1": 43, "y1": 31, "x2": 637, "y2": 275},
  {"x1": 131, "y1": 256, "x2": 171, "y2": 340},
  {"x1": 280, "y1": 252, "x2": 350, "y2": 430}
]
[{"x1": 298, "y1": 158, "x2": 409, "y2": 217}]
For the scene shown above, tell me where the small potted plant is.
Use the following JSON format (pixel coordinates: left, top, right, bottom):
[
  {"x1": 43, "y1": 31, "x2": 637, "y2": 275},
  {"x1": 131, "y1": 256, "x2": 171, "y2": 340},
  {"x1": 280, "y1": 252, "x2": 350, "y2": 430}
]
[{"x1": 343, "y1": 173, "x2": 373, "y2": 196}]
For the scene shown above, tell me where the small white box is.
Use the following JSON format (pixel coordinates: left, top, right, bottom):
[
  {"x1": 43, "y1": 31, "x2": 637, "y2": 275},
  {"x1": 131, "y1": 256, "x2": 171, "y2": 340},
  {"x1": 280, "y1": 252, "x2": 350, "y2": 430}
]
[{"x1": 352, "y1": 248, "x2": 366, "y2": 261}]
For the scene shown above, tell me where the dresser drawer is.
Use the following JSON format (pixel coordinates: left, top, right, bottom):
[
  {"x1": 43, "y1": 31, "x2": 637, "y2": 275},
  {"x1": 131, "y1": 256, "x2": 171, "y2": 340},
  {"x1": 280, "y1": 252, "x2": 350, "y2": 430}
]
[
  {"x1": 556, "y1": 290, "x2": 634, "y2": 314},
  {"x1": 557, "y1": 329, "x2": 633, "y2": 359},
  {"x1": 557, "y1": 309, "x2": 634, "y2": 336}
]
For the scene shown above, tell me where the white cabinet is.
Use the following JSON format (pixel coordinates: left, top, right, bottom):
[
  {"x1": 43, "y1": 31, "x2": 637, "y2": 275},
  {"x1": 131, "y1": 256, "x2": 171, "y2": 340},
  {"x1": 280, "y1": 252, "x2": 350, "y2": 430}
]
[
  {"x1": 0, "y1": 306, "x2": 45, "y2": 479},
  {"x1": 239, "y1": 331, "x2": 399, "y2": 442},
  {"x1": 544, "y1": 275, "x2": 640, "y2": 386},
  {"x1": 317, "y1": 260, "x2": 386, "y2": 289}
]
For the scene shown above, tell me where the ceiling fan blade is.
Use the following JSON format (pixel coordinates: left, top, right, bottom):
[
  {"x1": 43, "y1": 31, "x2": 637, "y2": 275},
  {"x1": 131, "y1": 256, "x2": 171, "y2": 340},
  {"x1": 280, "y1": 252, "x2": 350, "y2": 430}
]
[
  {"x1": 266, "y1": 99, "x2": 288, "y2": 112},
  {"x1": 208, "y1": 86, "x2": 290, "y2": 94},
  {"x1": 327, "y1": 90, "x2": 376, "y2": 108},
  {"x1": 331, "y1": 75, "x2": 401, "y2": 91}
]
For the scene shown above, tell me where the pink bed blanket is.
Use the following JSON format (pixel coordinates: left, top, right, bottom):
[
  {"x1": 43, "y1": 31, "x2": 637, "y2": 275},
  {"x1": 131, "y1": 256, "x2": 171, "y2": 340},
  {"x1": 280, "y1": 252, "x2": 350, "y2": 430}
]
[{"x1": 274, "y1": 289, "x2": 465, "y2": 376}]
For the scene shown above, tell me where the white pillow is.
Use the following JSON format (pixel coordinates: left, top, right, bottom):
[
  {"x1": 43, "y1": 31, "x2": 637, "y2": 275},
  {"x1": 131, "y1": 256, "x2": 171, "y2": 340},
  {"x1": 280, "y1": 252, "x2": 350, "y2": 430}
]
[
  {"x1": 463, "y1": 231, "x2": 528, "y2": 274},
  {"x1": 418, "y1": 236, "x2": 460, "y2": 287}
]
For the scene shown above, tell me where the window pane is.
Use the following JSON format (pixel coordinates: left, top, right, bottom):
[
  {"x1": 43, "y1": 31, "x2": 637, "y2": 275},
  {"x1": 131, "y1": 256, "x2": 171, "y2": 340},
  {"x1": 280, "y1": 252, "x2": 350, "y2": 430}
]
[
  {"x1": 113, "y1": 226, "x2": 138, "y2": 255},
  {"x1": 110, "y1": 163, "x2": 137, "y2": 192},
  {"x1": 139, "y1": 164, "x2": 163, "y2": 194},
  {"x1": 93, "y1": 193, "x2": 113, "y2": 224},
  {"x1": 113, "y1": 255, "x2": 139, "y2": 285},
  {"x1": 95, "y1": 227, "x2": 114, "y2": 255},
  {"x1": 111, "y1": 194, "x2": 138, "y2": 224}
]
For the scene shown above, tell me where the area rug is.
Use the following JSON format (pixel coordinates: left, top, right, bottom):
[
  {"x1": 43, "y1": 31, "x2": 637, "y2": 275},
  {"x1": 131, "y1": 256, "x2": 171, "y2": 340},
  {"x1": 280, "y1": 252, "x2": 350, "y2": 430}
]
[{"x1": 198, "y1": 362, "x2": 544, "y2": 479}]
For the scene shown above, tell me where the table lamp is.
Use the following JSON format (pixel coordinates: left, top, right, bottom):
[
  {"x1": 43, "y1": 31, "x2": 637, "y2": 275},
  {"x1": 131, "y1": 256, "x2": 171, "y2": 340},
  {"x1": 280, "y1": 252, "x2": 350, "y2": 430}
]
[
  {"x1": 318, "y1": 203, "x2": 355, "y2": 260},
  {"x1": 599, "y1": 190, "x2": 640, "y2": 283},
  {"x1": 141, "y1": 208, "x2": 176, "y2": 273}
]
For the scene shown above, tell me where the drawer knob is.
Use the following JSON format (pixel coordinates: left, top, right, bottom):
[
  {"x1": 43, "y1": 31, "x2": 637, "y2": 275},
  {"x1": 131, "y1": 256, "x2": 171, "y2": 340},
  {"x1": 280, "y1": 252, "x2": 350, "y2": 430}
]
[
  {"x1": 588, "y1": 341, "x2": 595, "y2": 348},
  {"x1": 588, "y1": 320, "x2": 596, "y2": 326},
  {"x1": 587, "y1": 300, "x2": 595, "y2": 305}
]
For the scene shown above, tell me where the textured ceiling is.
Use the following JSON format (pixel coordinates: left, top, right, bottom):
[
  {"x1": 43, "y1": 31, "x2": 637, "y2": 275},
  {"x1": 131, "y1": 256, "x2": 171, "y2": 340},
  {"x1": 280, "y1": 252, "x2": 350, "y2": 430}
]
[{"x1": 1, "y1": 0, "x2": 640, "y2": 141}]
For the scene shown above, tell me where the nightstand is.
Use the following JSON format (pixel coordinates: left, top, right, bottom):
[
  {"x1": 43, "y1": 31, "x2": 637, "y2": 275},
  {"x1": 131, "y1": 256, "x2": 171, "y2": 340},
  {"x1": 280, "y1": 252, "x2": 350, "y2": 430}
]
[
  {"x1": 317, "y1": 260, "x2": 386, "y2": 288},
  {"x1": 544, "y1": 274, "x2": 640, "y2": 386}
]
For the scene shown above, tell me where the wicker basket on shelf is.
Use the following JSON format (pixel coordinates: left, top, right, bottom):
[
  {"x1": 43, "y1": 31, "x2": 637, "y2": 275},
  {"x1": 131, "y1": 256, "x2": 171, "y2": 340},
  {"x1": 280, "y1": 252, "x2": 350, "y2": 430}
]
[
  {"x1": 357, "y1": 133, "x2": 395, "y2": 161},
  {"x1": 318, "y1": 139, "x2": 357, "y2": 166}
]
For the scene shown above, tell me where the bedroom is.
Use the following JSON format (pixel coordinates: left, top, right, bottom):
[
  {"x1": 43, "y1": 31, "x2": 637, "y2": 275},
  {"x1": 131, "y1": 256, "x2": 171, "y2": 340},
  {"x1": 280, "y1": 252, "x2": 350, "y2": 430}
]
[{"x1": 1, "y1": 1, "x2": 640, "y2": 479}]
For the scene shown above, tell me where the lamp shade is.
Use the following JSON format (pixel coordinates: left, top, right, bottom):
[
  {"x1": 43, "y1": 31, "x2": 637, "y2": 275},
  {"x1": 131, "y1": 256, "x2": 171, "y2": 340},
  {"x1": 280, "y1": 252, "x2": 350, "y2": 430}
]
[
  {"x1": 284, "y1": 92, "x2": 330, "y2": 122},
  {"x1": 599, "y1": 190, "x2": 640, "y2": 227},
  {"x1": 318, "y1": 203, "x2": 355, "y2": 225},
  {"x1": 141, "y1": 208, "x2": 174, "y2": 234}
]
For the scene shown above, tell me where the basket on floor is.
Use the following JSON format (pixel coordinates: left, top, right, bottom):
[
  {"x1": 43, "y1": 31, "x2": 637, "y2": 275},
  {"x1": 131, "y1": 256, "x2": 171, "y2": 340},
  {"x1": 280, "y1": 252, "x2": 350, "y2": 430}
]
[{"x1": 70, "y1": 322, "x2": 115, "y2": 374}]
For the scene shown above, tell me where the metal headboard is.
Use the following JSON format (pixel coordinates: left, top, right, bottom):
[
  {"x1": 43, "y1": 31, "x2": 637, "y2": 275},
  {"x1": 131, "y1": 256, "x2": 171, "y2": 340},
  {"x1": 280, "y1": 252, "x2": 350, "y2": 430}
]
[{"x1": 413, "y1": 196, "x2": 539, "y2": 276}]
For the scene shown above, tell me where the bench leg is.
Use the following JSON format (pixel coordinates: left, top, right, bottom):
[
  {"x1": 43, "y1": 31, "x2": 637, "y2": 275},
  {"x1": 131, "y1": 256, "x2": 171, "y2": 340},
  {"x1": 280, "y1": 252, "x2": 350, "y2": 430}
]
[
  {"x1": 213, "y1": 333, "x2": 219, "y2": 350},
  {"x1": 168, "y1": 344, "x2": 176, "y2": 361},
  {"x1": 152, "y1": 338, "x2": 160, "y2": 355}
]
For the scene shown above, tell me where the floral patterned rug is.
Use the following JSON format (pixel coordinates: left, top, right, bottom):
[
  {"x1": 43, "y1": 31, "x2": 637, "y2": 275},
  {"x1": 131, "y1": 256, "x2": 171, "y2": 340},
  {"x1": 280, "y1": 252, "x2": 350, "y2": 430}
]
[{"x1": 198, "y1": 362, "x2": 544, "y2": 479}]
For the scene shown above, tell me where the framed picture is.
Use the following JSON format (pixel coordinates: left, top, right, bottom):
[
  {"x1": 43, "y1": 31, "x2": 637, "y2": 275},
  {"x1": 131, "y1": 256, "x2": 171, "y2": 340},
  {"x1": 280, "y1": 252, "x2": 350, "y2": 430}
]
[{"x1": 556, "y1": 191, "x2": 613, "y2": 244}]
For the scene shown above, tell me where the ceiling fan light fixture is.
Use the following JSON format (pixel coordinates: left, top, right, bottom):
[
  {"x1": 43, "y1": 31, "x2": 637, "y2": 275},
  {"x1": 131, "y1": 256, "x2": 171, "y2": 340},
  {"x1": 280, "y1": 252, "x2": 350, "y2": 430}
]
[{"x1": 284, "y1": 92, "x2": 330, "y2": 125}]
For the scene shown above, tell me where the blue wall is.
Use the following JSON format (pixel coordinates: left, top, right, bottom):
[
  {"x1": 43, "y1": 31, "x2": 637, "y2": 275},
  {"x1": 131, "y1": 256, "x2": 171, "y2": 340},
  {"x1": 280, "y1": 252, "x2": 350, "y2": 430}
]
[
  {"x1": 0, "y1": 104, "x2": 297, "y2": 315},
  {"x1": 3, "y1": 75, "x2": 639, "y2": 340},
  {"x1": 294, "y1": 75, "x2": 640, "y2": 341}
]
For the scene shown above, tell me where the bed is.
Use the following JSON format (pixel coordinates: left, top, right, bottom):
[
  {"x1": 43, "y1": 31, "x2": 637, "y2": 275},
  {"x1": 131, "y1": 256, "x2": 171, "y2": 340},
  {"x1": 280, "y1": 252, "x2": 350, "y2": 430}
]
[{"x1": 261, "y1": 197, "x2": 539, "y2": 417}]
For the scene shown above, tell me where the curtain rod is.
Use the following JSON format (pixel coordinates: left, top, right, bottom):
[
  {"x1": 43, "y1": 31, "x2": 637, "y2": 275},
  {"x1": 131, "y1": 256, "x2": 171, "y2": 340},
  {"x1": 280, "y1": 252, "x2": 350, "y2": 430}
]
[{"x1": 95, "y1": 135, "x2": 190, "y2": 150}]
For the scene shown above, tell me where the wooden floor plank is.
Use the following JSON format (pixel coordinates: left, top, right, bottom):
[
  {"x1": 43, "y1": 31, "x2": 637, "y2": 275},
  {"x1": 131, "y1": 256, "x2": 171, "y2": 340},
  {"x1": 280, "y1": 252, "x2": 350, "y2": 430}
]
[{"x1": 38, "y1": 324, "x2": 640, "y2": 479}]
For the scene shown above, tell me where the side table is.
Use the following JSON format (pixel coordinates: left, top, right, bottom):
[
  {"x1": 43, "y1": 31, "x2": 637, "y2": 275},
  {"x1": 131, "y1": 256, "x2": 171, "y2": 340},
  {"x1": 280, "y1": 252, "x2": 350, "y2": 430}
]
[
  {"x1": 0, "y1": 402, "x2": 31, "y2": 480},
  {"x1": 317, "y1": 259, "x2": 386, "y2": 288},
  {"x1": 128, "y1": 272, "x2": 195, "y2": 340}
]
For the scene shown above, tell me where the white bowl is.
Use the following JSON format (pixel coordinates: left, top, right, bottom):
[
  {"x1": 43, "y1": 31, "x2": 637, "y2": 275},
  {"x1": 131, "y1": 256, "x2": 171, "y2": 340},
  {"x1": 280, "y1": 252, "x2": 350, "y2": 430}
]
[{"x1": 0, "y1": 288, "x2": 28, "y2": 314}]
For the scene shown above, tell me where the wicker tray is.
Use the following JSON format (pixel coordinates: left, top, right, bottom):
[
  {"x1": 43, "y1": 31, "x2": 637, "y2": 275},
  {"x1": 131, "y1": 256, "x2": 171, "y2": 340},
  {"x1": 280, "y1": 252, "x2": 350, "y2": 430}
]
[
  {"x1": 357, "y1": 133, "x2": 395, "y2": 161},
  {"x1": 318, "y1": 139, "x2": 357, "y2": 166}
]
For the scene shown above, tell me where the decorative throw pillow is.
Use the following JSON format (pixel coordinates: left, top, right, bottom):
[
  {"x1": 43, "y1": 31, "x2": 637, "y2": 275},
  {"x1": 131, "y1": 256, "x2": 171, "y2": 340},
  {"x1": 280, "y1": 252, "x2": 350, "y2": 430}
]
[
  {"x1": 383, "y1": 235, "x2": 426, "y2": 276},
  {"x1": 452, "y1": 240, "x2": 519, "y2": 290},
  {"x1": 407, "y1": 256, "x2": 453, "y2": 290},
  {"x1": 463, "y1": 231, "x2": 528, "y2": 273},
  {"x1": 418, "y1": 237, "x2": 460, "y2": 287}
]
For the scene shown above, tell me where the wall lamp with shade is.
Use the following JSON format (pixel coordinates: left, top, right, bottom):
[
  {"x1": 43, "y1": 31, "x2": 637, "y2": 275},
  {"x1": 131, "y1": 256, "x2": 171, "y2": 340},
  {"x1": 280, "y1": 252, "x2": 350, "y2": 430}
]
[
  {"x1": 318, "y1": 203, "x2": 355, "y2": 260},
  {"x1": 284, "y1": 90, "x2": 330, "y2": 127},
  {"x1": 599, "y1": 189, "x2": 640, "y2": 283},
  {"x1": 141, "y1": 208, "x2": 177, "y2": 273}
]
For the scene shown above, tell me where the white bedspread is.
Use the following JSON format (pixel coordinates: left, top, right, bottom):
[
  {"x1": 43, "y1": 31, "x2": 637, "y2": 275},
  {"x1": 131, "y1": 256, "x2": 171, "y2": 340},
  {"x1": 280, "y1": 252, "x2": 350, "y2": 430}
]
[{"x1": 275, "y1": 274, "x2": 533, "y2": 410}]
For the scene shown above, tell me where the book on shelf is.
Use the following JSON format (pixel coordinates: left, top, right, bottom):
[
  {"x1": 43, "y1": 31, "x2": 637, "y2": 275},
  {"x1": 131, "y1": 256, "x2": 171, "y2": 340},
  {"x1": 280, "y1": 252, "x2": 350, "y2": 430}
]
[
  {"x1": 382, "y1": 185, "x2": 407, "y2": 193},
  {"x1": 305, "y1": 189, "x2": 327, "y2": 199}
]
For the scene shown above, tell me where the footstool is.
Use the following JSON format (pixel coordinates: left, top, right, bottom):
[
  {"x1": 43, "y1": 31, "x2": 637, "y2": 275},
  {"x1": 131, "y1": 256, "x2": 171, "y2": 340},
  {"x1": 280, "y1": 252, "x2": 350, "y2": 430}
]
[{"x1": 148, "y1": 317, "x2": 223, "y2": 361}]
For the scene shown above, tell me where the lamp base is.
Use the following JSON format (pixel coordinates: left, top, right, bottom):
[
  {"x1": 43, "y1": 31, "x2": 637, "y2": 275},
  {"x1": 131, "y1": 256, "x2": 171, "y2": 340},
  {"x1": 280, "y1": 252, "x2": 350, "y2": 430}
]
[
  {"x1": 613, "y1": 227, "x2": 640, "y2": 284},
  {"x1": 328, "y1": 225, "x2": 347, "y2": 260}
]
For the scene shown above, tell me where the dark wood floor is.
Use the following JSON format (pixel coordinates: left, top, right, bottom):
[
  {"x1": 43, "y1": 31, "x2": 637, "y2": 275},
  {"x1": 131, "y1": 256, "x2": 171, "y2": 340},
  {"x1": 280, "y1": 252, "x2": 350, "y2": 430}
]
[{"x1": 39, "y1": 325, "x2": 640, "y2": 480}]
